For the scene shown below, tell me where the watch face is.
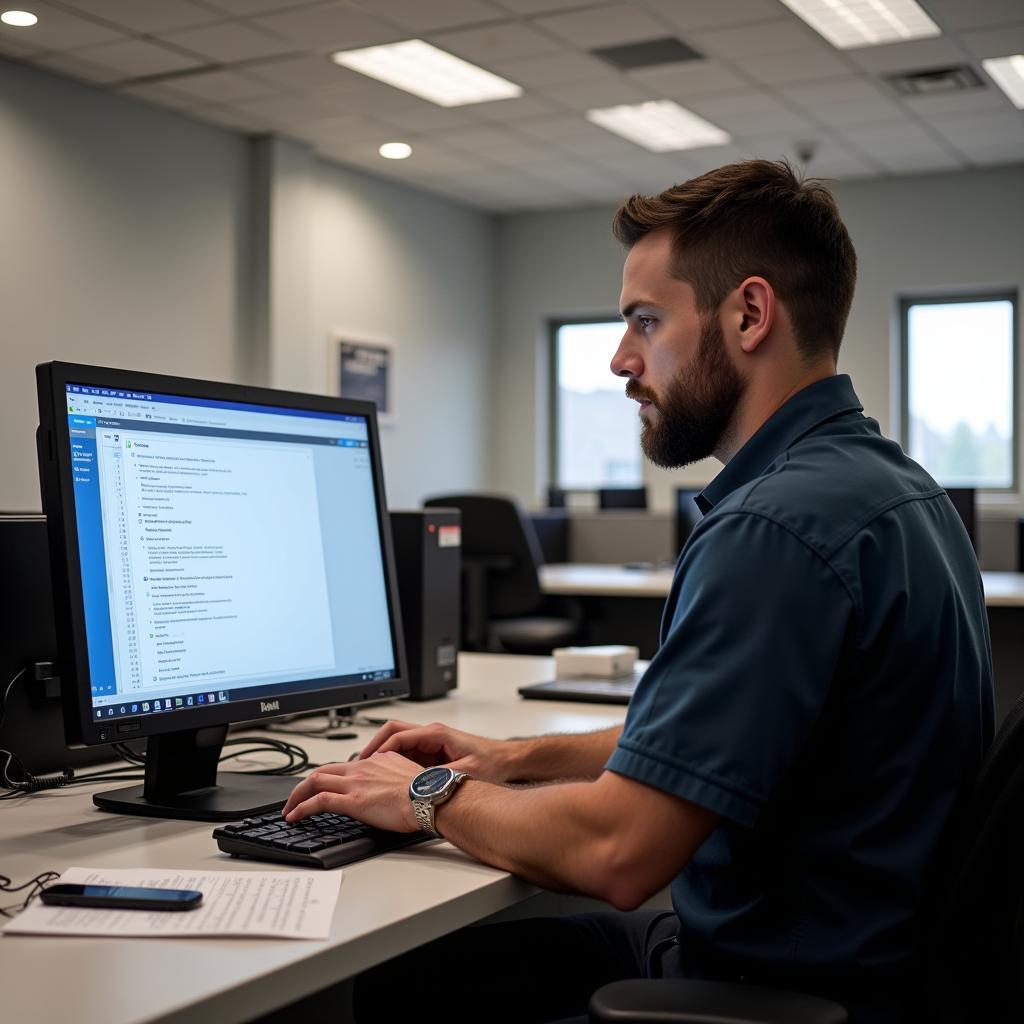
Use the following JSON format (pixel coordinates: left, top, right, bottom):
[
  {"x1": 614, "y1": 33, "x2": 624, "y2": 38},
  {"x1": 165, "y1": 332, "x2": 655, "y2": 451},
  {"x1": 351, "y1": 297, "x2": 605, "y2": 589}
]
[{"x1": 411, "y1": 767, "x2": 454, "y2": 798}]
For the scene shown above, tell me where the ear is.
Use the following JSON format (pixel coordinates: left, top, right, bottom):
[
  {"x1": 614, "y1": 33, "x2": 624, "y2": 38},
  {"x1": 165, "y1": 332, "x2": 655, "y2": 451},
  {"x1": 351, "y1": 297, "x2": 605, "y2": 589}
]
[{"x1": 734, "y1": 277, "x2": 774, "y2": 354}]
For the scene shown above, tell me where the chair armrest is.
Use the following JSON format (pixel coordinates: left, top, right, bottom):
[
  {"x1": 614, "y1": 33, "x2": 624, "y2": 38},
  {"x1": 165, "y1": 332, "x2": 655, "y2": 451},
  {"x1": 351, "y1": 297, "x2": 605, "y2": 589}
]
[{"x1": 589, "y1": 979, "x2": 848, "y2": 1024}]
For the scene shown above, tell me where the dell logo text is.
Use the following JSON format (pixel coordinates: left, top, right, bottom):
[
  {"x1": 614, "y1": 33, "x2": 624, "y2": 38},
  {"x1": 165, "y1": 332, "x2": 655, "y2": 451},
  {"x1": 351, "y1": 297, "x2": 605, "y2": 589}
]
[{"x1": 259, "y1": 700, "x2": 280, "y2": 714}]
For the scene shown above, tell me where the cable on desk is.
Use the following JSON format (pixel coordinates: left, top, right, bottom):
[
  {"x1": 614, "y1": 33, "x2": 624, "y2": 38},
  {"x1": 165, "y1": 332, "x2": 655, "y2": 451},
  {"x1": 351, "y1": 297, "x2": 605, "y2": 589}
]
[
  {"x1": 0, "y1": 665, "x2": 316, "y2": 797},
  {"x1": 0, "y1": 870, "x2": 61, "y2": 918}
]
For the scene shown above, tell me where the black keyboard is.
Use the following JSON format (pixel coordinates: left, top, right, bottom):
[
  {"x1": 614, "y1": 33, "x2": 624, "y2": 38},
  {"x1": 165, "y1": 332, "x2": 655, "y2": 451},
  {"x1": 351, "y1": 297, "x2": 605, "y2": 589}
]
[{"x1": 213, "y1": 811, "x2": 429, "y2": 869}]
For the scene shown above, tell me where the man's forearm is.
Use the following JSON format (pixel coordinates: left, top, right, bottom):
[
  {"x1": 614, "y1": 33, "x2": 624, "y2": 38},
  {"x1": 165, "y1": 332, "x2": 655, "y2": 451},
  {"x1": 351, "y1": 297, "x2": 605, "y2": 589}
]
[{"x1": 501, "y1": 726, "x2": 622, "y2": 783}]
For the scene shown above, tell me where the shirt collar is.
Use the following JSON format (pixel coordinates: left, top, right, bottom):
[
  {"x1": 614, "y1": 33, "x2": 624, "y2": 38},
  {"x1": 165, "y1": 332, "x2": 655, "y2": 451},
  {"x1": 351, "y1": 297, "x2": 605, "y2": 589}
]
[{"x1": 697, "y1": 374, "x2": 863, "y2": 514}]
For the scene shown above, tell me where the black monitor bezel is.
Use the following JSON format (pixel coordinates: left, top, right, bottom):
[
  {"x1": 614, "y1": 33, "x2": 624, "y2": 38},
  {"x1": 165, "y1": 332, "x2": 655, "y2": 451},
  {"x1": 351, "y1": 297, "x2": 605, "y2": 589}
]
[{"x1": 37, "y1": 361, "x2": 408, "y2": 749}]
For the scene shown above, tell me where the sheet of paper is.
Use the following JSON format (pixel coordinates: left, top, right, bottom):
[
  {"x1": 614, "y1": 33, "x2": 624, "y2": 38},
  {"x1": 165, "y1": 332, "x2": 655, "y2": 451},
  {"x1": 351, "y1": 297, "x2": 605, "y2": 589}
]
[{"x1": 2, "y1": 866, "x2": 343, "y2": 940}]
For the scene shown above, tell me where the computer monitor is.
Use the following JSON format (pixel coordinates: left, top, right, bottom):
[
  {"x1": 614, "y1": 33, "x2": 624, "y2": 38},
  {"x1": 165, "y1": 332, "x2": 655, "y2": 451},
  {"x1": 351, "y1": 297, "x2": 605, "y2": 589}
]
[
  {"x1": 598, "y1": 487, "x2": 647, "y2": 510},
  {"x1": 36, "y1": 362, "x2": 407, "y2": 821}
]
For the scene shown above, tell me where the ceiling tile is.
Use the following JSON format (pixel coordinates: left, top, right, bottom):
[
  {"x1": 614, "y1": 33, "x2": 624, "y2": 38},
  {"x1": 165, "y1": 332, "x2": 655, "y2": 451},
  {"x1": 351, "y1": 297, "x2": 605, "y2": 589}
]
[
  {"x1": 791, "y1": 139, "x2": 878, "y2": 178},
  {"x1": 902, "y1": 87, "x2": 1013, "y2": 118},
  {"x1": 30, "y1": 49, "x2": 124, "y2": 83},
  {"x1": 462, "y1": 93, "x2": 562, "y2": 120},
  {"x1": 380, "y1": 99, "x2": 480, "y2": 132},
  {"x1": 922, "y1": 0, "x2": 1024, "y2": 32},
  {"x1": 536, "y1": 75, "x2": 656, "y2": 111},
  {"x1": 433, "y1": 124, "x2": 547, "y2": 161},
  {"x1": 688, "y1": 20, "x2": 822, "y2": 59},
  {"x1": 810, "y1": 97, "x2": 908, "y2": 127},
  {"x1": 0, "y1": 2, "x2": 122, "y2": 51},
  {"x1": 304, "y1": 76, "x2": 431, "y2": 115},
  {"x1": 162, "y1": 69, "x2": 276, "y2": 102},
  {"x1": 69, "y1": 38, "x2": 203, "y2": 79},
  {"x1": 244, "y1": 55, "x2": 343, "y2": 89},
  {"x1": 429, "y1": 21, "x2": 561, "y2": 64},
  {"x1": 201, "y1": 0, "x2": 314, "y2": 13},
  {"x1": 234, "y1": 91, "x2": 349, "y2": 125},
  {"x1": 962, "y1": 140, "x2": 1024, "y2": 166},
  {"x1": 842, "y1": 120, "x2": 952, "y2": 156},
  {"x1": 56, "y1": 0, "x2": 217, "y2": 34},
  {"x1": 491, "y1": 0, "x2": 598, "y2": 15},
  {"x1": 637, "y1": 0, "x2": 787, "y2": 33},
  {"x1": 514, "y1": 113, "x2": 616, "y2": 143},
  {"x1": 533, "y1": 3, "x2": 672, "y2": 50},
  {"x1": 159, "y1": 21, "x2": 297, "y2": 63},
  {"x1": 628, "y1": 59, "x2": 748, "y2": 97},
  {"x1": 493, "y1": 50, "x2": 617, "y2": 87},
  {"x1": 0, "y1": 35, "x2": 43, "y2": 58},
  {"x1": 844, "y1": 35, "x2": 970, "y2": 75},
  {"x1": 693, "y1": 102, "x2": 819, "y2": 136},
  {"x1": 353, "y1": 0, "x2": 502, "y2": 32},
  {"x1": 253, "y1": 3, "x2": 406, "y2": 50},
  {"x1": 961, "y1": 23, "x2": 1024, "y2": 60},
  {"x1": 118, "y1": 80, "x2": 209, "y2": 111},
  {"x1": 294, "y1": 112, "x2": 397, "y2": 145},
  {"x1": 873, "y1": 150, "x2": 967, "y2": 173},
  {"x1": 190, "y1": 103, "x2": 268, "y2": 132},
  {"x1": 929, "y1": 110, "x2": 1024, "y2": 150},
  {"x1": 742, "y1": 49, "x2": 855, "y2": 86},
  {"x1": 781, "y1": 76, "x2": 890, "y2": 108},
  {"x1": 595, "y1": 150, "x2": 702, "y2": 190}
]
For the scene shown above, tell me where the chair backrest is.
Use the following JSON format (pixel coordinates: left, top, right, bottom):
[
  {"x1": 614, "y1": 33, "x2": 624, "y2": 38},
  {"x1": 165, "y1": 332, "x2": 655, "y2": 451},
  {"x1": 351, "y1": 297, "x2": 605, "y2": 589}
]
[
  {"x1": 546, "y1": 485, "x2": 567, "y2": 509},
  {"x1": 598, "y1": 486, "x2": 647, "y2": 510},
  {"x1": 923, "y1": 690, "x2": 1024, "y2": 1022},
  {"x1": 943, "y1": 488, "x2": 977, "y2": 554},
  {"x1": 423, "y1": 494, "x2": 545, "y2": 618},
  {"x1": 674, "y1": 487, "x2": 703, "y2": 553}
]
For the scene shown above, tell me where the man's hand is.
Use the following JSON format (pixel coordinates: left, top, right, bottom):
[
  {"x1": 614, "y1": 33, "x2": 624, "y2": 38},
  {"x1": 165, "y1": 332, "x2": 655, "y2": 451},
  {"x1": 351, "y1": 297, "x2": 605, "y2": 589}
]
[
  {"x1": 281, "y1": 751, "x2": 422, "y2": 832},
  {"x1": 358, "y1": 720, "x2": 512, "y2": 783}
]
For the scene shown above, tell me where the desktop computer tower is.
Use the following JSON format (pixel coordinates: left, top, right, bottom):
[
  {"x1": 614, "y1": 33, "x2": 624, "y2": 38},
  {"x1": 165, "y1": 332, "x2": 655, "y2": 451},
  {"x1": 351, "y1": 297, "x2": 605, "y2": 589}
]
[
  {"x1": 0, "y1": 514, "x2": 143, "y2": 774},
  {"x1": 389, "y1": 509, "x2": 460, "y2": 701}
]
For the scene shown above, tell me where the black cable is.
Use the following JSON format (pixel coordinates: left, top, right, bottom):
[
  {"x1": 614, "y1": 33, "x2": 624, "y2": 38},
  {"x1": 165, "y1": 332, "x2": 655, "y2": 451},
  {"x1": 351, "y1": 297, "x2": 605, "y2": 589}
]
[{"x1": 0, "y1": 870, "x2": 61, "y2": 918}]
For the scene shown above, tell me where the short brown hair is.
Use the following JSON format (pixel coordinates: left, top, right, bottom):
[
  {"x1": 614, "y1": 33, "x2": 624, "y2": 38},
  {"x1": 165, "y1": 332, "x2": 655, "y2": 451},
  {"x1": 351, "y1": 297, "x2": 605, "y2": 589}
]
[{"x1": 612, "y1": 159, "x2": 857, "y2": 361}]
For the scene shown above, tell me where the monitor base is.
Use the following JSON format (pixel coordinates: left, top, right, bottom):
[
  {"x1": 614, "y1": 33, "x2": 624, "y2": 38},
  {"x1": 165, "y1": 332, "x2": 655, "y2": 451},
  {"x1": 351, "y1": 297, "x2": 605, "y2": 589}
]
[{"x1": 93, "y1": 772, "x2": 299, "y2": 822}]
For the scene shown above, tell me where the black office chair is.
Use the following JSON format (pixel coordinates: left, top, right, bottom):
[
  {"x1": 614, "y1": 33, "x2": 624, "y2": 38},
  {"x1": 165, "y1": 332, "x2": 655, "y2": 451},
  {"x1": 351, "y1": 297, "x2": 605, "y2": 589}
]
[
  {"x1": 547, "y1": 485, "x2": 568, "y2": 509},
  {"x1": 590, "y1": 691, "x2": 1024, "y2": 1024},
  {"x1": 598, "y1": 487, "x2": 648, "y2": 510},
  {"x1": 673, "y1": 487, "x2": 703, "y2": 554},
  {"x1": 944, "y1": 488, "x2": 977, "y2": 555},
  {"x1": 423, "y1": 493, "x2": 581, "y2": 655}
]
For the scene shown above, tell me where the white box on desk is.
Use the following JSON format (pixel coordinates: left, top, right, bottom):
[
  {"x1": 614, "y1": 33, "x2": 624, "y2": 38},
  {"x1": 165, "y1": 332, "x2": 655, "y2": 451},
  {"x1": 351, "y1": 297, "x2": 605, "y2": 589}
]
[{"x1": 553, "y1": 645, "x2": 639, "y2": 680}]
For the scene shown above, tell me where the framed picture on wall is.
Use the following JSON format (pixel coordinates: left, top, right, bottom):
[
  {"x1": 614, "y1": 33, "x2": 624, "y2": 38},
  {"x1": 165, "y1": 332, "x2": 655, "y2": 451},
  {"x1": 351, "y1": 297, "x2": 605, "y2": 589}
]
[{"x1": 329, "y1": 333, "x2": 394, "y2": 425}]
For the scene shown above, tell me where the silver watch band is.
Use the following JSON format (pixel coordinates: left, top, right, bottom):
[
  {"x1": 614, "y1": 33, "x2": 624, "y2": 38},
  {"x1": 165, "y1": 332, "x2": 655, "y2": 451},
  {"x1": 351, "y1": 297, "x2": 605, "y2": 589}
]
[{"x1": 412, "y1": 798, "x2": 438, "y2": 836}]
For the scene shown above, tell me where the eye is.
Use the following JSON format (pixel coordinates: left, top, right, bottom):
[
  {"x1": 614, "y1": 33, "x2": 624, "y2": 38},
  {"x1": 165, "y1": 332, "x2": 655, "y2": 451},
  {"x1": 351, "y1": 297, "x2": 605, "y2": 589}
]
[{"x1": 638, "y1": 316, "x2": 655, "y2": 330}]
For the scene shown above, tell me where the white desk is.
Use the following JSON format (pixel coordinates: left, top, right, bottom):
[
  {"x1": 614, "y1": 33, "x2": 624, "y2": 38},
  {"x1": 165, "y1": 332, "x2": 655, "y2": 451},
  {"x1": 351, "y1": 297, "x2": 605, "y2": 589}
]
[
  {"x1": 0, "y1": 654, "x2": 624, "y2": 1024},
  {"x1": 541, "y1": 563, "x2": 1024, "y2": 607}
]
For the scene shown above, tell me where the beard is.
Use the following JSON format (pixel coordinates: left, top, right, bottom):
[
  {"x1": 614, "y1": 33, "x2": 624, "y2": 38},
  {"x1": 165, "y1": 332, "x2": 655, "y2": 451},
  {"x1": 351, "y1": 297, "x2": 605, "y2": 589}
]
[{"x1": 626, "y1": 315, "x2": 746, "y2": 469}]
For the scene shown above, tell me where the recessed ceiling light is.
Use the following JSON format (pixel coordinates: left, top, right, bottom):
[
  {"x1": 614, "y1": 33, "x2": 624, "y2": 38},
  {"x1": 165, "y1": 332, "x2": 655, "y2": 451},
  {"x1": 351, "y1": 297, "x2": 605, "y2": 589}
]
[
  {"x1": 585, "y1": 100, "x2": 730, "y2": 152},
  {"x1": 379, "y1": 142, "x2": 412, "y2": 160},
  {"x1": 1, "y1": 10, "x2": 38, "y2": 26},
  {"x1": 331, "y1": 39, "x2": 522, "y2": 108},
  {"x1": 776, "y1": 0, "x2": 940, "y2": 49},
  {"x1": 982, "y1": 55, "x2": 1024, "y2": 110}
]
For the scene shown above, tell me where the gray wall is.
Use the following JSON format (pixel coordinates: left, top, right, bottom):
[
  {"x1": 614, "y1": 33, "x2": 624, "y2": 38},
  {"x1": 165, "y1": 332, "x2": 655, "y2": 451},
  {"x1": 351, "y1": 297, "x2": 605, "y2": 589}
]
[
  {"x1": 0, "y1": 57, "x2": 495, "y2": 512},
  {"x1": 0, "y1": 58, "x2": 252, "y2": 511},
  {"x1": 490, "y1": 164, "x2": 1024, "y2": 567}
]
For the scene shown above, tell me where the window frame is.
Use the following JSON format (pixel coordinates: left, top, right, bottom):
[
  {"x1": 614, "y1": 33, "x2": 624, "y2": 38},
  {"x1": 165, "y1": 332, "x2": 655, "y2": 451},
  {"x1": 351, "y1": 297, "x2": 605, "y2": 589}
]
[
  {"x1": 898, "y1": 290, "x2": 1019, "y2": 494},
  {"x1": 548, "y1": 314, "x2": 632, "y2": 493}
]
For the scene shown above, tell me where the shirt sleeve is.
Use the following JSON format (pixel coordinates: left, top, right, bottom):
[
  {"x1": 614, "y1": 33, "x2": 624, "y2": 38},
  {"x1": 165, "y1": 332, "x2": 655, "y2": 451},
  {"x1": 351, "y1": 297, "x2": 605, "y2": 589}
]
[{"x1": 607, "y1": 510, "x2": 855, "y2": 828}]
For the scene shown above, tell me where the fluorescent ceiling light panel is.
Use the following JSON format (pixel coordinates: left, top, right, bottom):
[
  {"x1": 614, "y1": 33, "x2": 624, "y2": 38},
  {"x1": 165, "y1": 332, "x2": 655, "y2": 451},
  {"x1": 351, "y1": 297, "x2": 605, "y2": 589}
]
[
  {"x1": 585, "y1": 100, "x2": 730, "y2": 152},
  {"x1": 982, "y1": 55, "x2": 1024, "y2": 109},
  {"x1": 776, "y1": 0, "x2": 940, "y2": 49},
  {"x1": 331, "y1": 39, "x2": 522, "y2": 108}
]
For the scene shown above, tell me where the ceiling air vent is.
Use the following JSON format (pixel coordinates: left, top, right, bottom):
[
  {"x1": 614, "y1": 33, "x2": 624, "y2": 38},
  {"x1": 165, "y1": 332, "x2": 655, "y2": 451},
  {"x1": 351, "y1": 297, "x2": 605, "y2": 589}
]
[
  {"x1": 592, "y1": 37, "x2": 704, "y2": 71},
  {"x1": 886, "y1": 64, "x2": 985, "y2": 96}
]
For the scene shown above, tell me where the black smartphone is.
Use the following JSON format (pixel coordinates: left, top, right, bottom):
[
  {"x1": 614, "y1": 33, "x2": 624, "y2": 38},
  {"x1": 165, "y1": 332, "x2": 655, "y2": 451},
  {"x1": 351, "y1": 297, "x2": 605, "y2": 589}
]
[{"x1": 40, "y1": 884, "x2": 203, "y2": 911}]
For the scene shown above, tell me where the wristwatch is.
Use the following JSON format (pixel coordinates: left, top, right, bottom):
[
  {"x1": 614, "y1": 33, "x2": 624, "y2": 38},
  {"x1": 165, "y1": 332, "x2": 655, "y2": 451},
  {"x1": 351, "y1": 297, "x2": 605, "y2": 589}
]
[{"x1": 409, "y1": 766, "x2": 469, "y2": 836}]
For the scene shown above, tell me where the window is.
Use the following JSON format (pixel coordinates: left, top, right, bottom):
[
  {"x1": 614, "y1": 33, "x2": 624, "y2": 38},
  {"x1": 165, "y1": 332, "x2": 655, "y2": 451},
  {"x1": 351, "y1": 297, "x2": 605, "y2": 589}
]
[
  {"x1": 900, "y1": 293, "x2": 1017, "y2": 490},
  {"x1": 550, "y1": 319, "x2": 641, "y2": 490}
]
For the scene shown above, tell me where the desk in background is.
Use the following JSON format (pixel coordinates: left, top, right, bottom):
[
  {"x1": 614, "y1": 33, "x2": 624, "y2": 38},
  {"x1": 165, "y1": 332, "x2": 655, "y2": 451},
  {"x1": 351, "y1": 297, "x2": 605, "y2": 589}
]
[
  {"x1": 0, "y1": 654, "x2": 625, "y2": 1024},
  {"x1": 542, "y1": 564, "x2": 1024, "y2": 720}
]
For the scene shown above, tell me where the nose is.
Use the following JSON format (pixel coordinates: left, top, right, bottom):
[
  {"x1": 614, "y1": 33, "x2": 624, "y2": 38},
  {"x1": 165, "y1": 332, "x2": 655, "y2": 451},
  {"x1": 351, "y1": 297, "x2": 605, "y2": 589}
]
[{"x1": 610, "y1": 327, "x2": 642, "y2": 379}]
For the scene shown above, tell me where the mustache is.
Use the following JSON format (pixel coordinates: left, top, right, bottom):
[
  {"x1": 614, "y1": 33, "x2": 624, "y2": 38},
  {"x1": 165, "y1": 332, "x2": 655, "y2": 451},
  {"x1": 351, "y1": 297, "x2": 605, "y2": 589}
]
[{"x1": 625, "y1": 381, "x2": 657, "y2": 405}]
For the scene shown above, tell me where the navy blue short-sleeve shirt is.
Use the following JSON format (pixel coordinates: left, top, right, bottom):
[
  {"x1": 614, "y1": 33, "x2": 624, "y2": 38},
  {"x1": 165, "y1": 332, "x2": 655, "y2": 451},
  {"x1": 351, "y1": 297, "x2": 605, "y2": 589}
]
[{"x1": 607, "y1": 374, "x2": 994, "y2": 1002}]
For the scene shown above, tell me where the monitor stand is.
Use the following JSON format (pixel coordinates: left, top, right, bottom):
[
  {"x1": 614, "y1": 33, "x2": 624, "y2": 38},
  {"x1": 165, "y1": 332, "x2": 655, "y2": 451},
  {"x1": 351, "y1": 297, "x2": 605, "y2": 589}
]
[{"x1": 93, "y1": 724, "x2": 298, "y2": 822}]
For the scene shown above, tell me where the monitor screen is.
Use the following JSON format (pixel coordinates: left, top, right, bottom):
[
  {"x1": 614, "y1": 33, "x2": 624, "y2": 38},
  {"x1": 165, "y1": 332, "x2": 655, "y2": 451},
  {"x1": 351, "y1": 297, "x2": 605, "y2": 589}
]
[{"x1": 37, "y1": 362, "x2": 407, "y2": 820}]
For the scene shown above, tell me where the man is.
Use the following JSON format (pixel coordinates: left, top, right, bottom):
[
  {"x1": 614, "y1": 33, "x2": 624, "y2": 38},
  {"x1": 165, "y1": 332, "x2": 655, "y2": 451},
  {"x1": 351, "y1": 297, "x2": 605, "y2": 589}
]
[{"x1": 282, "y1": 160, "x2": 993, "y2": 1024}]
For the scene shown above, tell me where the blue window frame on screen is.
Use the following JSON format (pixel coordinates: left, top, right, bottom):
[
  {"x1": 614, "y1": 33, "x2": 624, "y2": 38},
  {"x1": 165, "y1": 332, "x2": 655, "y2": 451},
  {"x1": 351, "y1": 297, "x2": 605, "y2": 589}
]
[
  {"x1": 899, "y1": 293, "x2": 1018, "y2": 492},
  {"x1": 549, "y1": 319, "x2": 642, "y2": 491}
]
